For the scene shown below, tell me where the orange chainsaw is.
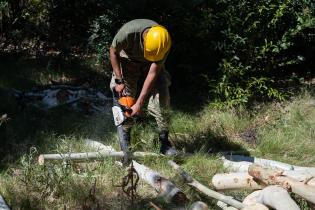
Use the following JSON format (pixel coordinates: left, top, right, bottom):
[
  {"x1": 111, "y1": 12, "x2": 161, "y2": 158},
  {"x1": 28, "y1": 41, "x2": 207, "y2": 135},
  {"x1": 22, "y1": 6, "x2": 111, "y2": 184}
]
[{"x1": 112, "y1": 96, "x2": 136, "y2": 126}]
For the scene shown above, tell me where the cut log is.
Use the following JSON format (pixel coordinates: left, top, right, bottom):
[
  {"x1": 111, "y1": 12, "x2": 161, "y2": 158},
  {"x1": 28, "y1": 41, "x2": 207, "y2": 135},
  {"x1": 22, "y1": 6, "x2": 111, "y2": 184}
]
[
  {"x1": 223, "y1": 155, "x2": 294, "y2": 170},
  {"x1": 249, "y1": 164, "x2": 315, "y2": 204},
  {"x1": 84, "y1": 139, "x2": 115, "y2": 152},
  {"x1": 168, "y1": 160, "x2": 245, "y2": 209},
  {"x1": 38, "y1": 151, "x2": 160, "y2": 165},
  {"x1": 212, "y1": 173, "x2": 262, "y2": 190},
  {"x1": 222, "y1": 158, "x2": 252, "y2": 172},
  {"x1": 222, "y1": 159, "x2": 315, "y2": 187},
  {"x1": 132, "y1": 160, "x2": 187, "y2": 204},
  {"x1": 0, "y1": 195, "x2": 10, "y2": 210},
  {"x1": 243, "y1": 186, "x2": 300, "y2": 210},
  {"x1": 189, "y1": 201, "x2": 209, "y2": 210}
]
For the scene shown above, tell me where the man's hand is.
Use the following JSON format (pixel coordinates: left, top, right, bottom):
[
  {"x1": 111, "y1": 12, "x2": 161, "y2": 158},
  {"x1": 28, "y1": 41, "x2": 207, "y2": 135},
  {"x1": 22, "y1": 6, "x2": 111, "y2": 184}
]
[
  {"x1": 115, "y1": 84, "x2": 125, "y2": 97},
  {"x1": 130, "y1": 102, "x2": 142, "y2": 116}
]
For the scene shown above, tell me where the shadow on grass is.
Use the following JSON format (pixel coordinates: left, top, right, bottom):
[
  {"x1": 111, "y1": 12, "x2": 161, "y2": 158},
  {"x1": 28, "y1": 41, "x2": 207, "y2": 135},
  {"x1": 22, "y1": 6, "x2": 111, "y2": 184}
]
[
  {"x1": 171, "y1": 130, "x2": 248, "y2": 155},
  {"x1": 0, "y1": 53, "x2": 115, "y2": 170}
]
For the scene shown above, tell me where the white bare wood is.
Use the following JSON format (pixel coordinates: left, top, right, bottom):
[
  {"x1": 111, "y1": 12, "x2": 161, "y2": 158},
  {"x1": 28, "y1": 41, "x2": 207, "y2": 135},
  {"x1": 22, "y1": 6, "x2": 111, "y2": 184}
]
[
  {"x1": 249, "y1": 164, "x2": 315, "y2": 204},
  {"x1": 84, "y1": 139, "x2": 115, "y2": 152},
  {"x1": 217, "y1": 200, "x2": 238, "y2": 210},
  {"x1": 243, "y1": 186, "x2": 300, "y2": 210},
  {"x1": 212, "y1": 173, "x2": 262, "y2": 190},
  {"x1": 241, "y1": 203, "x2": 269, "y2": 210},
  {"x1": 132, "y1": 160, "x2": 187, "y2": 204},
  {"x1": 168, "y1": 160, "x2": 245, "y2": 209},
  {"x1": 223, "y1": 155, "x2": 294, "y2": 170},
  {"x1": 38, "y1": 151, "x2": 160, "y2": 165}
]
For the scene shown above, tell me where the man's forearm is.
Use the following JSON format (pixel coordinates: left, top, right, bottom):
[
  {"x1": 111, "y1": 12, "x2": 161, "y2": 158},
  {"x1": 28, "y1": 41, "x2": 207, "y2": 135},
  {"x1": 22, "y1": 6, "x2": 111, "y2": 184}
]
[
  {"x1": 110, "y1": 47, "x2": 122, "y2": 79},
  {"x1": 137, "y1": 63, "x2": 162, "y2": 106}
]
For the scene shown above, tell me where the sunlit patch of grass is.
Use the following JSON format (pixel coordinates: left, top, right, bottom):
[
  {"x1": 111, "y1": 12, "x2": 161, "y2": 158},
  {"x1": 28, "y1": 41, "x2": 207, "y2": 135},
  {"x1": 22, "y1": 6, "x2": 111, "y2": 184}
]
[{"x1": 257, "y1": 92, "x2": 315, "y2": 166}]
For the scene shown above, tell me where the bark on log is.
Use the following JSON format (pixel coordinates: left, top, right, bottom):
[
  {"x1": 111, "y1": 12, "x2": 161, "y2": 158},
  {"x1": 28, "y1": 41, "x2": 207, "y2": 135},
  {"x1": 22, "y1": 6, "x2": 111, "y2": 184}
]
[
  {"x1": 38, "y1": 151, "x2": 160, "y2": 165},
  {"x1": 132, "y1": 160, "x2": 187, "y2": 204},
  {"x1": 243, "y1": 186, "x2": 300, "y2": 210},
  {"x1": 168, "y1": 160, "x2": 245, "y2": 209},
  {"x1": 189, "y1": 201, "x2": 209, "y2": 210},
  {"x1": 0, "y1": 195, "x2": 10, "y2": 210},
  {"x1": 249, "y1": 164, "x2": 315, "y2": 204},
  {"x1": 212, "y1": 173, "x2": 262, "y2": 190}
]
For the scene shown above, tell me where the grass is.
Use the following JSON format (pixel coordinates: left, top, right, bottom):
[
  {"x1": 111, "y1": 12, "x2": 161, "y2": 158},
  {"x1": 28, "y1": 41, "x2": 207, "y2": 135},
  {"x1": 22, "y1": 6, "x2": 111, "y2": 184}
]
[{"x1": 0, "y1": 54, "x2": 314, "y2": 209}]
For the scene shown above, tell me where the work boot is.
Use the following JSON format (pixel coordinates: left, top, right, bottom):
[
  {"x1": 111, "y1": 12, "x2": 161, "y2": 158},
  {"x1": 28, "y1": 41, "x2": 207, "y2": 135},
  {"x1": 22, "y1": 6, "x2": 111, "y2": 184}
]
[
  {"x1": 117, "y1": 126, "x2": 131, "y2": 166},
  {"x1": 159, "y1": 130, "x2": 178, "y2": 156}
]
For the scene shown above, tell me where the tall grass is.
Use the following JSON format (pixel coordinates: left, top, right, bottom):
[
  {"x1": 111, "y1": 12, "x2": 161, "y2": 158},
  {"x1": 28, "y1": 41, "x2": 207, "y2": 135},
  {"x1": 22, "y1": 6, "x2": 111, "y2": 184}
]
[{"x1": 0, "y1": 55, "x2": 314, "y2": 209}]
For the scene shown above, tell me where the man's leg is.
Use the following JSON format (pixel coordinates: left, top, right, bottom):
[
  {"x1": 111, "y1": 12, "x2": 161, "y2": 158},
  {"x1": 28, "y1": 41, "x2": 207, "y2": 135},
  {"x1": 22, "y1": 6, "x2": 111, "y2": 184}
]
[{"x1": 147, "y1": 69, "x2": 177, "y2": 155}]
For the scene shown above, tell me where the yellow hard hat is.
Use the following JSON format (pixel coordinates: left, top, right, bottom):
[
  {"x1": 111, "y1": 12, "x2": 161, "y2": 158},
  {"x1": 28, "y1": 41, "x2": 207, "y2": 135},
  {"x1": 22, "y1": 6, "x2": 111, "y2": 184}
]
[{"x1": 144, "y1": 25, "x2": 171, "y2": 62}]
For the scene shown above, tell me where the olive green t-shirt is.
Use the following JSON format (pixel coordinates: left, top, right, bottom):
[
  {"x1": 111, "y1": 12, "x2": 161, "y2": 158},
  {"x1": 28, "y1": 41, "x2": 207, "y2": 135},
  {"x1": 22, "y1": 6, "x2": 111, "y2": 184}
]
[{"x1": 111, "y1": 19, "x2": 168, "y2": 64}]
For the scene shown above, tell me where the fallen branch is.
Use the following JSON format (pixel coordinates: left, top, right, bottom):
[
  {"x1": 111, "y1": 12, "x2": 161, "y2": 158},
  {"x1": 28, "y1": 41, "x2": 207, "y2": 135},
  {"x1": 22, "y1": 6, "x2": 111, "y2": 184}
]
[
  {"x1": 38, "y1": 151, "x2": 160, "y2": 165},
  {"x1": 168, "y1": 160, "x2": 245, "y2": 209},
  {"x1": 132, "y1": 160, "x2": 187, "y2": 204},
  {"x1": 212, "y1": 173, "x2": 262, "y2": 190},
  {"x1": 248, "y1": 164, "x2": 315, "y2": 204},
  {"x1": 243, "y1": 186, "x2": 300, "y2": 210},
  {"x1": 0, "y1": 195, "x2": 10, "y2": 210}
]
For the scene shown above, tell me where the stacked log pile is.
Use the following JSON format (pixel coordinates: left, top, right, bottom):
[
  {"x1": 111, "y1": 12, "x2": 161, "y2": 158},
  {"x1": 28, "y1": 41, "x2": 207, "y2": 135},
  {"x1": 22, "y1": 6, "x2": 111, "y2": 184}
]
[{"x1": 212, "y1": 155, "x2": 315, "y2": 209}]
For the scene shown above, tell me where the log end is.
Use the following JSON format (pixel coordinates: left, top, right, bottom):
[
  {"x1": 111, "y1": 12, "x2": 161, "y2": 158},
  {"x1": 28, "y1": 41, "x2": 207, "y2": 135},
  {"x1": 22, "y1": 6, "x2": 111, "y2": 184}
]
[{"x1": 38, "y1": 154, "x2": 45, "y2": 165}]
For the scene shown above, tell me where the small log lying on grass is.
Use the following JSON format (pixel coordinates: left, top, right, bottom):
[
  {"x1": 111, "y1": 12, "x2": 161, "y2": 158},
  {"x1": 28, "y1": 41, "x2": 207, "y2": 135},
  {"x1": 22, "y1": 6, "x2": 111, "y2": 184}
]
[
  {"x1": 168, "y1": 160, "x2": 246, "y2": 209},
  {"x1": 132, "y1": 160, "x2": 187, "y2": 204},
  {"x1": 84, "y1": 139, "x2": 115, "y2": 152},
  {"x1": 0, "y1": 195, "x2": 10, "y2": 210},
  {"x1": 243, "y1": 186, "x2": 300, "y2": 210},
  {"x1": 223, "y1": 155, "x2": 294, "y2": 170},
  {"x1": 222, "y1": 159, "x2": 252, "y2": 172},
  {"x1": 212, "y1": 173, "x2": 262, "y2": 190},
  {"x1": 38, "y1": 151, "x2": 160, "y2": 165},
  {"x1": 249, "y1": 164, "x2": 315, "y2": 204}
]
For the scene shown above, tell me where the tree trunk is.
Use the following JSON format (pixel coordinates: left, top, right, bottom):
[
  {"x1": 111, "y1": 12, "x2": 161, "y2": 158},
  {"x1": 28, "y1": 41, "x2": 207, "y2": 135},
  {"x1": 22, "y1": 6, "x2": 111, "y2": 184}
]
[
  {"x1": 243, "y1": 186, "x2": 300, "y2": 210},
  {"x1": 248, "y1": 164, "x2": 315, "y2": 204},
  {"x1": 168, "y1": 160, "x2": 246, "y2": 209},
  {"x1": 132, "y1": 160, "x2": 187, "y2": 204},
  {"x1": 212, "y1": 173, "x2": 262, "y2": 190}
]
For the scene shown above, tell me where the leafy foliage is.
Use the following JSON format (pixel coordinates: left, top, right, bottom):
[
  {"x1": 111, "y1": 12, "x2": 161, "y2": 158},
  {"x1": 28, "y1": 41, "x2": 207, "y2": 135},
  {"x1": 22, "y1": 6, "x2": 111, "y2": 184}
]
[{"x1": 1, "y1": 0, "x2": 314, "y2": 106}]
